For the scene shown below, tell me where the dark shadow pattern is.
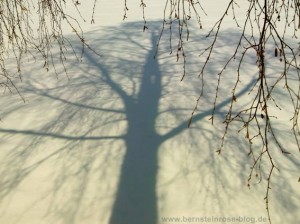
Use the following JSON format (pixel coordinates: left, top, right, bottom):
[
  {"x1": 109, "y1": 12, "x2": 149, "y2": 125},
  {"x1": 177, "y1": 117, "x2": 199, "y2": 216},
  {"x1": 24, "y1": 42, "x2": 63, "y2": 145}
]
[
  {"x1": 107, "y1": 33, "x2": 162, "y2": 224},
  {"x1": 0, "y1": 21, "x2": 299, "y2": 224}
]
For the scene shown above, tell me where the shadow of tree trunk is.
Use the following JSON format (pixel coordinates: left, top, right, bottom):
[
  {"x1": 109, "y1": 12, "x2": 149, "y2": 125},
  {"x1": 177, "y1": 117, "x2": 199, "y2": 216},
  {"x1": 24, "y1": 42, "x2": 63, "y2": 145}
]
[{"x1": 109, "y1": 32, "x2": 162, "y2": 224}]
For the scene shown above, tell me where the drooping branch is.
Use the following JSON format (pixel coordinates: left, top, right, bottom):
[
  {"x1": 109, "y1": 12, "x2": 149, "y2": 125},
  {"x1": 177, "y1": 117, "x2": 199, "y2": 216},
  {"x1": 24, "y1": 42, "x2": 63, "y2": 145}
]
[
  {"x1": 0, "y1": 0, "x2": 99, "y2": 97},
  {"x1": 155, "y1": 1, "x2": 300, "y2": 223}
]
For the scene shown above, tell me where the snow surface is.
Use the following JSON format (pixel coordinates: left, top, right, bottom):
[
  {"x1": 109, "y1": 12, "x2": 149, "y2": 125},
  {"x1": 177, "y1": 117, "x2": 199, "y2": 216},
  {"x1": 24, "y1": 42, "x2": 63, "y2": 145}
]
[{"x1": 0, "y1": 1, "x2": 299, "y2": 224}]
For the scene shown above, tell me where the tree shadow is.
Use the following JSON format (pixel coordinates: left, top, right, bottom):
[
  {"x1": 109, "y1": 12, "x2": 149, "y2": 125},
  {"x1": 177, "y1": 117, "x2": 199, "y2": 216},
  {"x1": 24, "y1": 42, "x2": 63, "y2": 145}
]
[{"x1": 0, "y1": 21, "x2": 299, "y2": 224}]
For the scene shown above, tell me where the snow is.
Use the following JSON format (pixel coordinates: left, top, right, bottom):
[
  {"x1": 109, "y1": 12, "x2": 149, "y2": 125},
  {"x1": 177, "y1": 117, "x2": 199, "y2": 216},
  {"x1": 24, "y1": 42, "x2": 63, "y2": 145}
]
[{"x1": 0, "y1": 1, "x2": 299, "y2": 224}]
